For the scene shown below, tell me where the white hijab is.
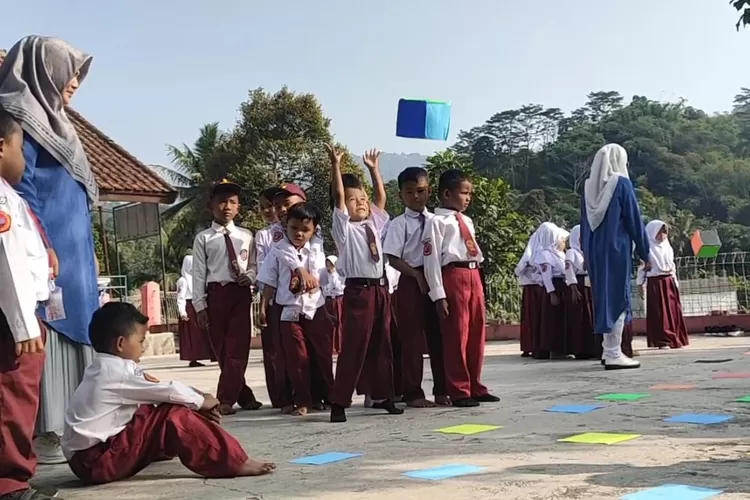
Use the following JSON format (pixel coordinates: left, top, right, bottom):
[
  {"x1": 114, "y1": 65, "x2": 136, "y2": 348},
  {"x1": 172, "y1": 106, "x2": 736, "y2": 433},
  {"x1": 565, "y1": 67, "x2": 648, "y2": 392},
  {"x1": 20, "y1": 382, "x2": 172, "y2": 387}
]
[
  {"x1": 532, "y1": 222, "x2": 569, "y2": 274},
  {"x1": 180, "y1": 255, "x2": 193, "y2": 296},
  {"x1": 584, "y1": 144, "x2": 630, "y2": 231},
  {"x1": 646, "y1": 220, "x2": 674, "y2": 273},
  {"x1": 515, "y1": 227, "x2": 540, "y2": 277},
  {"x1": 565, "y1": 224, "x2": 585, "y2": 273}
]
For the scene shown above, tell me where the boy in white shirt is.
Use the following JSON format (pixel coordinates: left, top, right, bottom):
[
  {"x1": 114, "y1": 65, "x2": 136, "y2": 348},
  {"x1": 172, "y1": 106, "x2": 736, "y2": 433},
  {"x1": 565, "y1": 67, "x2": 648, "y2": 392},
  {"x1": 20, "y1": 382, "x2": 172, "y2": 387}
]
[
  {"x1": 383, "y1": 167, "x2": 448, "y2": 408},
  {"x1": 62, "y1": 302, "x2": 274, "y2": 484},
  {"x1": 258, "y1": 203, "x2": 333, "y2": 416},
  {"x1": 321, "y1": 255, "x2": 344, "y2": 353},
  {"x1": 324, "y1": 144, "x2": 403, "y2": 423},
  {"x1": 422, "y1": 169, "x2": 500, "y2": 408},
  {"x1": 0, "y1": 109, "x2": 57, "y2": 500},
  {"x1": 191, "y1": 180, "x2": 261, "y2": 415}
]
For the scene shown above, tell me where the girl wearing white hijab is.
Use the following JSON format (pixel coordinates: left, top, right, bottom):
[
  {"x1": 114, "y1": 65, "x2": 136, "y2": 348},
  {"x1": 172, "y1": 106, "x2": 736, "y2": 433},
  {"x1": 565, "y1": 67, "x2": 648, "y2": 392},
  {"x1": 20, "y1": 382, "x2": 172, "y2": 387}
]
[
  {"x1": 531, "y1": 222, "x2": 572, "y2": 360},
  {"x1": 580, "y1": 144, "x2": 650, "y2": 370},
  {"x1": 176, "y1": 255, "x2": 215, "y2": 367},
  {"x1": 563, "y1": 225, "x2": 599, "y2": 359},
  {"x1": 636, "y1": 221, "x2": 689, "y2": 349},
  {"x1": 515, "y1": 226, "x2": 544, "y2": 357}
]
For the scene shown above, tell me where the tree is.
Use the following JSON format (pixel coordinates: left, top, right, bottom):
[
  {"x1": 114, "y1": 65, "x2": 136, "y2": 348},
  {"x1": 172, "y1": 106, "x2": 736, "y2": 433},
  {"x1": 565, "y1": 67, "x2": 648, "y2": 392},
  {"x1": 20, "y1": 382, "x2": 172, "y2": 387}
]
[{"x1": 732, "y1": 0, "x2": 750, "y2": 29}]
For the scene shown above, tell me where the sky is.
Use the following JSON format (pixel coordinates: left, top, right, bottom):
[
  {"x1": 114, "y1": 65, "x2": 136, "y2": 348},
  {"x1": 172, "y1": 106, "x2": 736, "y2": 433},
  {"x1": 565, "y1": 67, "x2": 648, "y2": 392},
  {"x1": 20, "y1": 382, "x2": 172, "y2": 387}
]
[{"x1": 3, "y1": 0, "x2": 749, "y2": 169}]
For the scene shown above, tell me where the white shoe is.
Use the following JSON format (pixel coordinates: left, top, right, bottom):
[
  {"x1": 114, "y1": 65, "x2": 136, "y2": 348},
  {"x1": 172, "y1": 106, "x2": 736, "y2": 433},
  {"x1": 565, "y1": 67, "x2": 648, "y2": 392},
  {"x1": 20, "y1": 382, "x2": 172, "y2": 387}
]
[
  {"x1": 604, "y1": 355, "x2": 640, "y2": 370},
  {"x1": 34, "y1": 432, "x2": 67, "y2": 465}
]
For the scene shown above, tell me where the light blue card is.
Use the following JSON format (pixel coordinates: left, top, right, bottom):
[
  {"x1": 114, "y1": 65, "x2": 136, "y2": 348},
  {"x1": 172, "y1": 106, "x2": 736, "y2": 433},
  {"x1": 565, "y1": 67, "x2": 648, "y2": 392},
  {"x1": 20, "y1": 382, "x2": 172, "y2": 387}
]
[
  {"x1": 663, "y1": 414, "x2": 733, "y2": 425},
  {"x1": 621, "y1": 483, "x2": 723, "y2": 500},
  {"x1": 546, "y1": 404, "x2": 604, "y2": 414},
  {"x1": 403, "y1": 464, "x2": 485, "y2": 481},
  {"x1": 290, "y1": 452, "x2": 362, "y2": 465}
]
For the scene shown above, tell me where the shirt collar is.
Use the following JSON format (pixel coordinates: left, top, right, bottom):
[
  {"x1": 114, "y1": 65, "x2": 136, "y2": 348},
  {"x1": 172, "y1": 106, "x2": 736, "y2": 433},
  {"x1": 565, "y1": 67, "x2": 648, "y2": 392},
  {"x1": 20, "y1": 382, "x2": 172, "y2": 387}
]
[
  {"x1": 435, "y1": 207, "x2": 457, "y2": 216},
  {"x1": 405, "y1": 207, "x2": 428, "y2": 218},
  {"x1": 211, "y1": 220, "x2": 236, "y2": 233}
]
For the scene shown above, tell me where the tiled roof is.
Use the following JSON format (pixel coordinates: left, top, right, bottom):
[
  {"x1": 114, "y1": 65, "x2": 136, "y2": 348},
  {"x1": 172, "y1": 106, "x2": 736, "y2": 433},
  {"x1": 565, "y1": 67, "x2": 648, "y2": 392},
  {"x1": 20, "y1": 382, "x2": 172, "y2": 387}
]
[{"x1": 0, "y1": 49, "x2": 176, "y2": 204}]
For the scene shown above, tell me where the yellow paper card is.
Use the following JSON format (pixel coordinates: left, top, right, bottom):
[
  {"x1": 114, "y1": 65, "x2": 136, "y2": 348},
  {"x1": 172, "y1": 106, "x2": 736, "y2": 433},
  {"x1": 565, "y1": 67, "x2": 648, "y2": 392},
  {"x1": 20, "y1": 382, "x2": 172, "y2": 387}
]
[
  {"x1": 435, "y1": 424, "x2": 502, "y2": 435},
  {"x1": 558, "y1": 432, "x2": 641, "y2": 445}
]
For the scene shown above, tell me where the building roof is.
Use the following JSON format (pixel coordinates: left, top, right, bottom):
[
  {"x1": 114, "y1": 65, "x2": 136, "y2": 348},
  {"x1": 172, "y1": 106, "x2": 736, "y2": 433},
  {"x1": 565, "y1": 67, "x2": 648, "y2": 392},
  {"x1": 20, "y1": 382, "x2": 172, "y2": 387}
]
[{"x1": 0, "y1": 49, "x2": 176, "y2": 204}]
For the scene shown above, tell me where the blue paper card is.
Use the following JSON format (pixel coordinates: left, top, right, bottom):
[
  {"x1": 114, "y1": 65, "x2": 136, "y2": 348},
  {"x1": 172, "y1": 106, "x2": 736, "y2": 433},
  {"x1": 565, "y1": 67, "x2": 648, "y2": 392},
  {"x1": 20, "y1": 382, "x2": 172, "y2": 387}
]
[
  {"x1": 663, "y1": 414, "x2": 734, "y2": 425},
  {"x1": 403, "y1": 464, "x2": 485, "y2": 481},
  {"x1": 546, "y1": 404, "x2": 604, "y2": 414},
  {"x1": 290, "y1": 452, "x2": 362, "y2": 465},
  {"x1": 621, "y1": 483, "x2": 723, "y2": 500}
]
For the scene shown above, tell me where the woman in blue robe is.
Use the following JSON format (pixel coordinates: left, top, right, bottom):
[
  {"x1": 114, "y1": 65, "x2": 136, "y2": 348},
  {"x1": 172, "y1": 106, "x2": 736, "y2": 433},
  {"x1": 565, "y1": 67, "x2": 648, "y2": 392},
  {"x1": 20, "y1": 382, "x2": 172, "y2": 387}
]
[
  {"x1": 0, "y1": 36, "x2": 99, "y2": 463},
  {"x1": 580, "y1": 144, "x2": 650, "y2": 370}
]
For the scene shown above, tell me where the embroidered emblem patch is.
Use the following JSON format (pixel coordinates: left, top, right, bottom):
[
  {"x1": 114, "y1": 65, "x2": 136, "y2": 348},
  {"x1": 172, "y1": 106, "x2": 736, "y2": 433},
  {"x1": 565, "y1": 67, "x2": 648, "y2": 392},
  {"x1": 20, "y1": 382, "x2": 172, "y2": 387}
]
[
  {"x1": 0, "y1": 212, "x2": 10, "y2": 233},
  {"x1": 423, "y1": 240, "x2": 433, "y2": 256},
  {"x1": 143, "y1": 372, "x2": 160, "y2": 383},
  {"x1": 541, "y1": 264, "x2": 548, "y2": 272},
  {"x1": 240, "y1": 249, "x2": 248, "y2": 261},
  {"x1": 0, "y1": 196, "x2": 7, "y2": 205},
  {"x1": 272, "y1": 230, "x2": 284, "y2": 242}
]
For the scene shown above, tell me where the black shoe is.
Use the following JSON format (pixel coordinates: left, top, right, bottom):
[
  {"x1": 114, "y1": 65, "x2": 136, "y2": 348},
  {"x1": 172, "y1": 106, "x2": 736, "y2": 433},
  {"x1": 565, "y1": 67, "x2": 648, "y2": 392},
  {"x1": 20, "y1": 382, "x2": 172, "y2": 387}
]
[
  {"x1": 1, "y1": 488, "x2": 59, "y2": 499},
  {"x1": 372, "y1": 399, "x2": 404, "y2": 415},
  {"x1": 453, "y1": 398, "x2": 480, "y2": 407},
  {"x1": 330, "y1": 404, "x2": 347, "y2": 423},
  {"x1": 188, "y1": 361, "x2": 205, "y2": 368},
  {"x1": 474, "y1": 394, "x2": 500, "y2": 403},
  {"x1": 521, "y1": 352, "x2": 531, "y2": 358}
]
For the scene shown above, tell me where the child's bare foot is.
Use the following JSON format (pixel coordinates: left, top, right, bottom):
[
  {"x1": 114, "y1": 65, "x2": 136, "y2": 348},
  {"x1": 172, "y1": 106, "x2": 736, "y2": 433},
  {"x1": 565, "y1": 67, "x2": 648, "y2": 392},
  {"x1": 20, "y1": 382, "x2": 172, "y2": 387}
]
[
  {"x1": 434, "y1": 395, "x2": 451, "y2": 406},
  {"x1": 218, "y1": 404, "x2": 236, "y2": 415},
  {"x1": 406, "y1": 397, "x2": 436, "y2": 408},
  {"x1": 281, "y1": 405, "x2": 296, "y2": 415},
  {"x1": 292, "y1": 406, "x2": 309, "y2": 416},
  {"x1": 238, "y1": 458, "x2": 276, "y2": 476}
]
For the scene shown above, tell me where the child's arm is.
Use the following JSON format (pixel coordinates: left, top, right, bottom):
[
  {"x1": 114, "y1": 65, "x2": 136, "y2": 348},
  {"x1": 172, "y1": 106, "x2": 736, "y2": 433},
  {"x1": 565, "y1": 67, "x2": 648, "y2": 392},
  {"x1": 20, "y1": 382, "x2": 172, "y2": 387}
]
[
  {"x1": 191, "y1": 233, "x2": 208, "y2": 312},
  {"x1": 0, "y1": 201, "x2": 44, "y2": 350},
  {"x1": 326, "y1": 143, "x2": 346, "y2": 211},
  {"x1": 564, "y1": 260, "x2": 578, "y2": 287},
  {"x1": 422, "y1": 218, "x2": 446, "y2": 302},
  {"x1": 116, "y1": 372, "x2": 206, "y2": 410},
  {"x1": 244, "y1": 233, "x2": 258, "y2": 283},
  {"x1": 363, "y1": 149, "x2": 386, "y2": 210},
  {"x1": 259, "y1": 284, "x2": 276, "y2": 328},
  {"x1": 540, "y1": 264, "x2": 555, "y2": 294},
  {"x1": 175, "y1": 278, "x2": 188, "y2": 320}
]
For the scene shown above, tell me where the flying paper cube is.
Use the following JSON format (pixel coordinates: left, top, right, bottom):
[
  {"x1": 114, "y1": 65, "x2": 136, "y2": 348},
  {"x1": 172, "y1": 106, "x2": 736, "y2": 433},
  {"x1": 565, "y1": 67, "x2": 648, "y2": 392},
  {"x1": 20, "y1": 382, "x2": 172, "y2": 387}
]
[
  {"x1": 691, "y1": 229, "x2": 721, "y2": 258},
  {"x1": 396, "y1": 98, "x2": 451, "y2": 141}
]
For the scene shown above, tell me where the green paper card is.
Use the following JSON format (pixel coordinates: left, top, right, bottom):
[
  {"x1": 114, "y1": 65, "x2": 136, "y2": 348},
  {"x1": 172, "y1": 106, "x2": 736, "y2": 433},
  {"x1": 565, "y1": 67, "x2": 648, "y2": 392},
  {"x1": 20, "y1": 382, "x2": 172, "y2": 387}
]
[
  {"x1": 735, "y1": 395, "x2": 750, "y2": 403},
  {"x1": 595, "y1": 393, "x2": 650, "y2": 401},
  {"x1": 435, "y1": 424, "x2": 502, "y2": 435},
  {"x1": 559, "y1": 432, "x2": 641, "y2": 445}
]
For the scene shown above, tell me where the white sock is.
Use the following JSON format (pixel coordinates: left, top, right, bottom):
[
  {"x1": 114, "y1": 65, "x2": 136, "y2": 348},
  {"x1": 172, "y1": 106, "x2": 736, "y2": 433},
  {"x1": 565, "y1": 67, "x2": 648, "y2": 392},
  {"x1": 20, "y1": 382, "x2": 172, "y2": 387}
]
[{"x1": 602, "y1": 312, "x2": 626, "y2": 360}]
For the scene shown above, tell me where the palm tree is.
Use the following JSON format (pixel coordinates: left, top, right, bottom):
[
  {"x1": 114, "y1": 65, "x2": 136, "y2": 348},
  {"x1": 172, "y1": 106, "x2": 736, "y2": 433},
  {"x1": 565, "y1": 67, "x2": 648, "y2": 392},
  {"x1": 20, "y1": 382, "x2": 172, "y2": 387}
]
[{"x1": 152, "y1": 122, "x2": 225, "y2": 220}]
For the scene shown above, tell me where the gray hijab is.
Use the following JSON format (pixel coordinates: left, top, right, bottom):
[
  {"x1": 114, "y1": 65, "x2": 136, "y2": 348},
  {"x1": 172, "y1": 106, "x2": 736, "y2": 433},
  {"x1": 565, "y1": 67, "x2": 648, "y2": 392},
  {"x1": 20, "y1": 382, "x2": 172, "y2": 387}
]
[{"x1": 0, "y1": 36, "x2": 98, "y2": 203}]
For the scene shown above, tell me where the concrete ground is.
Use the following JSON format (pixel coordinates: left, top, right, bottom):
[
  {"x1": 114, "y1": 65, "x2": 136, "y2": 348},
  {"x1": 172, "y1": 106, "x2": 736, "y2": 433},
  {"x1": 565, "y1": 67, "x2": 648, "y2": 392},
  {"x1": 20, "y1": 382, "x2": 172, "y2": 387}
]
[{"x1": 35, "y1": 336, "x2": 750, "y2": 500}]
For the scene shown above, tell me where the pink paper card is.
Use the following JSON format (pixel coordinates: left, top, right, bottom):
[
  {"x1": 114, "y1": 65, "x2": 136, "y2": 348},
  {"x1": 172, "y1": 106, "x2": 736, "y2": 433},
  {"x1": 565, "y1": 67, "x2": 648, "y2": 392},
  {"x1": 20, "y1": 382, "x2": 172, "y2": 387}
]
[
  {"x1": 650, "y1": 384, "x2": 696, "y2": 390},
  {"x1": 712, "y1": 372, "x2": 750, "y2": 379}
]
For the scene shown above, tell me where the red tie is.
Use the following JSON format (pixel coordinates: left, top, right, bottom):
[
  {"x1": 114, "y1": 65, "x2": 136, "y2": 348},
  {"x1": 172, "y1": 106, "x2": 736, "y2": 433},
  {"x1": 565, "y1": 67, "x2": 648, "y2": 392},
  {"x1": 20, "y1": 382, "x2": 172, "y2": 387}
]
[
  {"x1": 289, "y1": 254, "x2": 303, "y2": 294},
  {"x1": 364, "y1": 224, "x2": 380, "y2": 263},
  {"x1": 456, "y1": 213, "x2": 479, "y2": 257},
  {"x1": 223, "y1": 230, "x2": 241, "y2": 279}
]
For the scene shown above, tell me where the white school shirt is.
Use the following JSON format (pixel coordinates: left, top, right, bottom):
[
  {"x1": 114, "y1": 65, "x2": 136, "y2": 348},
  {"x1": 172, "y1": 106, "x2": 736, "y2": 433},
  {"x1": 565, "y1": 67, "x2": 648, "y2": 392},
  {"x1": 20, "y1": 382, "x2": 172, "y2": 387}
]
[
  {"x1": 517, "y1": 265, "x2": 542, "y2": 287},
  {"x1": 636, "y1": 263, "x2": 679, "y2": 287},
  {"x1": 382, "y1": 208, "x2": 432, "y2": 268},
  {"x1": 0, "y1": 180, "x2": 49, "y2": 343},
  {"x1": 422, "y1": 208, "x2": 484, "y2": 302},
  {"x1": 539, "y1": 262, "x2": 566, "y2": 293},
  {"x1": 61, "y1": 354, "x2": 204, "y2": 460},
  {"x1": 331, "y1": 205, "x2": 389, "y2": 280},
  {"x1": 386, "y1": 262, "x2": 401, "y2": 294},
  {"x1": 255, "y1": 225, "x2": 276, "y2": 274},
  {"x1": 321, "y1": 271, "x2": 345, "y2": 298},
  {"x1": 257, "y1": 244, "x2": 326, "y2": 320},
  {"x1": 175, "y1": 277, "x2": 190, "y2": 317},
  {"x1": 191, "y1": 221, "x2": 256, "y2": 312},
  {"x1": 273, "y1": 230, "x2": 326, "y2": 274}
]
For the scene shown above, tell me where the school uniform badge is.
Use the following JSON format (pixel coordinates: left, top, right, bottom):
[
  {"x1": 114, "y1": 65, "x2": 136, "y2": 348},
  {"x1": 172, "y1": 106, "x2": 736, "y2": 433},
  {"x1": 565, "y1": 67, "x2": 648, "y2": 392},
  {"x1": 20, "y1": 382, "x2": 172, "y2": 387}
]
[
  {"x1": 240, "y1": 249, "x2": 248, "y2": 261},
  {"x1": 423, "y1": 240, "x2": 433, "y2": 256},
  {"x1": 0, "y1": 212, "x2": 10, "y2": 233},
  {"x1": 272, "y1": 230, "x2": 284, "y2": 242}
]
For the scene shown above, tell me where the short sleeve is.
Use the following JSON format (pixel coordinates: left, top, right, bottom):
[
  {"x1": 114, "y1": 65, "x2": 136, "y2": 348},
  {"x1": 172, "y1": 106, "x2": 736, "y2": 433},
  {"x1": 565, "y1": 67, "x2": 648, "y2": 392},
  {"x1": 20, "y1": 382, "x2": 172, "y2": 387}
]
[
  {"x1": 332, "y1": 207, "x2": 350, "y2": 249},
  {"x1": 257, "y1": 251, "x2": 280, "y2": 288},
  {"x1": 369, "y1": 205, "x2": 390, "y2": 233},
  {"x1": 382, "y1": 216, "x2": 405, "y2": 258}
]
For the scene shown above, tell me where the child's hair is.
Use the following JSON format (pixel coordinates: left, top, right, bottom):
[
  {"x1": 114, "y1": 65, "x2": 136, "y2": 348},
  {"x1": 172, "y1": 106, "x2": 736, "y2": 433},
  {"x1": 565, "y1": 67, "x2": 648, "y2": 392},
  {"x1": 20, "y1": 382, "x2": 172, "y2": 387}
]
[
  {"x1": 287, "y1": 201, "x2": 322, "y2": 227},
  {"x1": 397, "y1": 167, "x2": 428, "y2": 189},
  {"x1": 89, "y1": 302, "x2": 149, "y2": 353},
  {"x1": 0, "y1": 106, "x2": 20, "y2": 139},
  {"x1": 330, "y1": 173, "x2": 364, "y2": 208},
  {"x1": 438, "y1": 169, "x2": 469, "y2": 196}
]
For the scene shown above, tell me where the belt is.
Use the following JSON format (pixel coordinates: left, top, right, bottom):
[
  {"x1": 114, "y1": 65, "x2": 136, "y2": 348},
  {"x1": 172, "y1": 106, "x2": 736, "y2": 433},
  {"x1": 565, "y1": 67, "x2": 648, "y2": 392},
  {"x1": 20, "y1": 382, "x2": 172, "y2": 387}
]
[
  {"x1": 345, "y1": 277, "x2": 387, "y2": 287},
  {"x1": 446, "y1": 261, "x2": 481, "y2": 270}
]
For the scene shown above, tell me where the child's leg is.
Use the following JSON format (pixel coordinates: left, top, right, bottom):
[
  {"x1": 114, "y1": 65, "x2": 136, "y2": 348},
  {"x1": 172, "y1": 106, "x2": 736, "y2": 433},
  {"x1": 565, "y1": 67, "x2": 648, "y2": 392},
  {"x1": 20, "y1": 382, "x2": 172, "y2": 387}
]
[
  {"x1": 395, "y1": 276, "x2": 432, "y2": 407},
  {"x1": 423, "y1": 294, "x2": 448, "y2": 403},
  {"x1": 307, "y1": 308, "x2": 334, "y2": 406},
  {"x1": 466, "y1": 269, "x2": 491, "y2": 399},
  {"x1": 68, "y1": 404, "x2": 271, "y2": 484},
  {"x1": 364, "y1": 287, "x2": 398, "y2": 405},
  {"x1": 223, "y1": 285, "x2": 260, "y2": 410},
  {"x1": 439, "y1": 268, "x2": 473, "y2": 404},
  {"x1": 0, "y1": 316, "x2": 46, "y2": 497},
  {"x1": 261, "y1": 304, "x2": 281, "y2": 407},
  {"x1": 281, "y1": 319, "x2": 313, "y2": 413},
  {"x1": 330, "y1": 284, "x2": 376, "y2": 420}
]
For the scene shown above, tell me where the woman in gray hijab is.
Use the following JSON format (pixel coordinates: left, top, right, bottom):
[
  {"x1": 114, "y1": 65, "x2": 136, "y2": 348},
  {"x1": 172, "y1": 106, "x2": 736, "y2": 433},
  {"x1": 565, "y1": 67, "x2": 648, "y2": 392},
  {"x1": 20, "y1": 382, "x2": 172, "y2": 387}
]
[{"x1": 0, "y1": 36, "x2": 99, "y2": 465}]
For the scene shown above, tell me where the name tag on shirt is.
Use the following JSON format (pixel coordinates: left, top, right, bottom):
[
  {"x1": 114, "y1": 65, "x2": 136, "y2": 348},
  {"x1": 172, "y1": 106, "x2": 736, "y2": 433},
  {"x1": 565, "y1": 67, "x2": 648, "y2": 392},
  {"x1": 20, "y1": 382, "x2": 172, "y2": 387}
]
[
  {"x1": 45, "y1": 286, "x2": 66, "y2": 321},
  {"x1": 280, "y1": 306, "x2": 300, "y2": 322}
]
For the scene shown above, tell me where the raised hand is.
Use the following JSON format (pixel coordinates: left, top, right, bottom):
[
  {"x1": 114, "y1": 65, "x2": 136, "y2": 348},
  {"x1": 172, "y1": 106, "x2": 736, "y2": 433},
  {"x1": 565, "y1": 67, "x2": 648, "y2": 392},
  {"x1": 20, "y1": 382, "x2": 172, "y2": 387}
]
[
  {"x1": 325, "y1": 143, "x2": 345, "y2": 165},
  {"x1": 363, "y1": 149, "x2": 380, "y2": 170}
]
